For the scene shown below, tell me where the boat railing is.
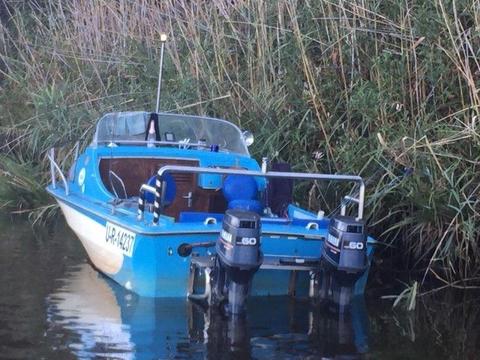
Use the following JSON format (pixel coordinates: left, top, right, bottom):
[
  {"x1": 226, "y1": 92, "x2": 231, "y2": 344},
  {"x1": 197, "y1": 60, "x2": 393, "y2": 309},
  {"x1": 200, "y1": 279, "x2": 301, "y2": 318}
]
[
  {"x1": 137, "y1": 165, "x2": 365, "y2": 224},
  {"x1": 137, "y1": 184, "x2": 157, "y2": 220},
  {"x1": 48, "y1": 148, "x2": 70, "y2": 196},
  {"x1": 95, "y1": 139, "x2": 207, "y2": 149},
  {"x1": 341, "y1": 195, "x2": 360, "y2": 216}
]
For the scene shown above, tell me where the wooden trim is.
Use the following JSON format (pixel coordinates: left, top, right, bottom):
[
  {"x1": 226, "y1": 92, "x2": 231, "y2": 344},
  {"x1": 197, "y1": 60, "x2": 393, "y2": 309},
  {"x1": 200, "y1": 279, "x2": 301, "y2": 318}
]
[{"x1": 99, "y1": 157, "x2": 226, "y2": 219}]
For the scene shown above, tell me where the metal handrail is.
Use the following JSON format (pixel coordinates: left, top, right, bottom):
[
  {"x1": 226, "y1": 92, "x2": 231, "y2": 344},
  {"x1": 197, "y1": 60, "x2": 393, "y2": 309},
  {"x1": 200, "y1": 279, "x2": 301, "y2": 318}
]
[
  {"x1": 109, "y1": 170, "x2": 127, "y2": 199},
  {"x1": 140, "y1": 184, "x2": 156, "y2": 195},
  {"x1": 96, "y1": 139, "x2": 206, "y2": 148},
  {"x1": 151, "y1": 165, "x2": 365, "y2": 222},
  {"x1": 341, "y1": 195, "x2": 360, "y2": 217},
  {"x1": 48, "y1": 148, "x2": 70, "y2": 196},
  {"x1": 137, "y1": 184, "x2": 157, "y2": 220}
]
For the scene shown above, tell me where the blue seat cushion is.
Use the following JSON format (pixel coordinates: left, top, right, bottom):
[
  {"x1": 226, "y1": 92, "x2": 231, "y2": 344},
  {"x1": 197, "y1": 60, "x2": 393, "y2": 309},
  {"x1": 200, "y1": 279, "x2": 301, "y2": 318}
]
[
  {"x1": 179, "y1": 212, "x2": 224, "y2": 223},
  {"x1": 222, "y1": 175, "x2": 258, "y2": 202},
  {"x1": 228, "y1": 199, "x2": 263, "y2": 214},
  {"x1": 145, "y1": 173, "x2": 176, "y2": 204}
]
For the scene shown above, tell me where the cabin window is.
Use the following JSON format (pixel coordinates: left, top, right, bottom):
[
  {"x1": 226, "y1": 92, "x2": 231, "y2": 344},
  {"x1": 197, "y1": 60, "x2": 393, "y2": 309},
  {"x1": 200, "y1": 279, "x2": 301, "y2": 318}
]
[{"x1": 92, "y1": 111, "x2": 249, "y2": 155}]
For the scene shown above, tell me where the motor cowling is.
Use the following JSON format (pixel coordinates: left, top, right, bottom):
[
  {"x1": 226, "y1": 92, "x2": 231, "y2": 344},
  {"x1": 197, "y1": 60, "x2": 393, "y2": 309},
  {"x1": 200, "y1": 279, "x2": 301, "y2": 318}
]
[
  {"x1": 213, "y1": 209, "x2": 263, "y2": 315},
  {"x1": 320, "y1": 215, "x2": 367, "y2": 307},
  {"x1": 324, "y1": 215, "x2": 367, "y2": 274}
]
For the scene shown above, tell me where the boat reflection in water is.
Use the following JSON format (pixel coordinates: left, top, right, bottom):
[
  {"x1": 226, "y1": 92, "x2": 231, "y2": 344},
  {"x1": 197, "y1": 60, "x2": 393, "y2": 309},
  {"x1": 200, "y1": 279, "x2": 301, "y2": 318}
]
[{"x1": 46, "y1": 263, "x2": 369, "y2": 359}]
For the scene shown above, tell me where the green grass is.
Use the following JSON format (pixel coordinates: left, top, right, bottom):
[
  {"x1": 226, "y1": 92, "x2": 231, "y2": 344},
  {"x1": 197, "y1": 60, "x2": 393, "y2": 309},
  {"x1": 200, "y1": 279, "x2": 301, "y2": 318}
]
[{"x1": 0, "y1": 0, "x2": 479, "y2": 283}]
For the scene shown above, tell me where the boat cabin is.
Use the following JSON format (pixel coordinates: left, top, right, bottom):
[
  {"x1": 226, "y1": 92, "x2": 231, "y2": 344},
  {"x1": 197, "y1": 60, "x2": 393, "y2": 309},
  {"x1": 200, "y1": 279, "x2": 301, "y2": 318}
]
[{"x1": 81, "y1": 111, "x2": 290, "y2": 222}]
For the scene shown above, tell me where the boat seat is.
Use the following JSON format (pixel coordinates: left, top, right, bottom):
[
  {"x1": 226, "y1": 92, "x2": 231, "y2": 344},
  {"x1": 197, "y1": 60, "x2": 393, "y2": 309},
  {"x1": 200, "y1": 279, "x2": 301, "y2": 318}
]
[
  {"x1": 228, "y1": 199, "x2": 263, "y2": 213},
  {"x1": 222, "y1": 175, "x2": 263, "y2": 214},
  {"x1": 291, "y1": 218, "x2": 329, "y2": 228},
  {"x1": 266, "y1": 162, "x2": 293, "y2": 216},
  {"x1": 179, "y1": 212, "x2": 224, "y2": 223},
  {"x1": 144, "y1": 173, "x2": 177, "y2": 207}
]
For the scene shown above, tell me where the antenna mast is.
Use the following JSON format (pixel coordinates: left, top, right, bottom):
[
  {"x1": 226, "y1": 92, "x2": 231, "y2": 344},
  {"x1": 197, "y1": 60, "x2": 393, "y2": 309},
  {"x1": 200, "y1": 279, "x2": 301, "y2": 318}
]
[{"x1": 155, "y1": 33, "x2": 168, "y2": 113}]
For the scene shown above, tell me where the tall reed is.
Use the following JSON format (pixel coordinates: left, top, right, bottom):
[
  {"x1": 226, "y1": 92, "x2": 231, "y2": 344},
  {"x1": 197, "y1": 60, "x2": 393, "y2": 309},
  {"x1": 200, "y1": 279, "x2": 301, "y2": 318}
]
[{"x1": 0, "y1": 0, "x2": 479, "y2": 282}]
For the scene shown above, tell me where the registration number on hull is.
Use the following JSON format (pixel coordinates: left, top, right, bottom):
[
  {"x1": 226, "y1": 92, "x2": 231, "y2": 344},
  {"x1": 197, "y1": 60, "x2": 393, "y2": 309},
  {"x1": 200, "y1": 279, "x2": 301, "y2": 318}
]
[{"x1": 105, "y1": 222, "x2": 136, "y2": 257}]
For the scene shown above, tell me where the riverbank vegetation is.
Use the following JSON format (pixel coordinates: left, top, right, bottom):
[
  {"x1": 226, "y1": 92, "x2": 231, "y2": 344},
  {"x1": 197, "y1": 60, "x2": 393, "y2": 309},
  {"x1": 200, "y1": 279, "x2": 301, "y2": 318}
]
[{"x1": 0, "y1": 0, "x2": 478, "y2": 284}]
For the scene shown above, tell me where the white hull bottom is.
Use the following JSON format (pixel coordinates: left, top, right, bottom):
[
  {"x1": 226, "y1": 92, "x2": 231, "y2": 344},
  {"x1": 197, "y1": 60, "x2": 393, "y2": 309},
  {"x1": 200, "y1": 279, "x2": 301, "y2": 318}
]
[{"x1": 58, "y1": 201, "x2": 123, "y2": 274}]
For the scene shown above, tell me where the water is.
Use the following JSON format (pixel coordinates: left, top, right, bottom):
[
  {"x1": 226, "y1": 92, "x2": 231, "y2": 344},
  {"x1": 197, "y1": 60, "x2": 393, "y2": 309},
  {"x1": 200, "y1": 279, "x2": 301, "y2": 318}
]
[{"x1": 0, "y1": 216, "x2": 479, "y2": 359}]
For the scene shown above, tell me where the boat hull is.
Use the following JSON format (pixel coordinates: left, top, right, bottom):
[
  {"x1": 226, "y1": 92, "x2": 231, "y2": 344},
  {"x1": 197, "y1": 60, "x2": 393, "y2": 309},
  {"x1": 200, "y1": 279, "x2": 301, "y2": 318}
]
[{"x1": 56, "y1": 198, "x2": 374, "y2": 298}]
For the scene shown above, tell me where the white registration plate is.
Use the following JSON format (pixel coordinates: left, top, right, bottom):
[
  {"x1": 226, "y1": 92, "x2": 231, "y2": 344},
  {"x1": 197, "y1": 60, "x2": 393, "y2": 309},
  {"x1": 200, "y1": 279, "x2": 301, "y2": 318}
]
[
  {"x1": 327, "y1": 233, "x2": 340, "y2": 247},
  {"x1": 105, "y1": 222, "x2": 136, "y2": 257}
]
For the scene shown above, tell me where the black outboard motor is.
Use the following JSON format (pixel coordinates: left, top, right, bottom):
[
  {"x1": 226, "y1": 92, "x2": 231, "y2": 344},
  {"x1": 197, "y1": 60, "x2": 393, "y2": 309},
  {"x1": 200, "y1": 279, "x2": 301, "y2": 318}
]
[
  {"x1": 212, "y1": 209, "x2": 263, "y2": 315},
  {"x1": 320, "y1": 215, "x2": 367, "y2": 307}
]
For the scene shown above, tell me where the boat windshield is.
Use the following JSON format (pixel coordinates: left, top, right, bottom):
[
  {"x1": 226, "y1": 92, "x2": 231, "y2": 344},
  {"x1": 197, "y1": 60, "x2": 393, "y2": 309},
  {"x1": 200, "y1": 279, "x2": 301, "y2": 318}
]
[{"x1": 92, "y1": 111, "x2": 249, "y2": 155}]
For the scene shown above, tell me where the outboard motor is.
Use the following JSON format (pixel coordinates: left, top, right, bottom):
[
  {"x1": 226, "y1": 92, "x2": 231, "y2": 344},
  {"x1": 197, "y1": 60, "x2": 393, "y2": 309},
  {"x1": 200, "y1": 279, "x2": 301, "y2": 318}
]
[
  {"x1": 212, "y1": 209, "x2": 263, "y2": 315},
  {"x1": 320, "y1": 215, "x2": 367, "y2": 308}
]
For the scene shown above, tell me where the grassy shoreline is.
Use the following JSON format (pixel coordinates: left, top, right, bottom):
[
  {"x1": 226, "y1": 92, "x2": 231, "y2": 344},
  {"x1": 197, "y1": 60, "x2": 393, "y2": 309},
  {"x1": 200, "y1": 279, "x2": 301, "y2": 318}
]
[{"x1": 0, "y1": 0, "x2": 479, "y2": 283}]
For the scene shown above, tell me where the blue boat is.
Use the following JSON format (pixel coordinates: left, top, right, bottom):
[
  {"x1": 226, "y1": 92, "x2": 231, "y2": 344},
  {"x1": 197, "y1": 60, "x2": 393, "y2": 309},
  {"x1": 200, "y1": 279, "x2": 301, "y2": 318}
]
[
  {"x1": 46, "y1": 38, "x2": 376, "y2": 313},
  {"x1": 46, "y1": 110, "x2": 374, "y2": 306}
]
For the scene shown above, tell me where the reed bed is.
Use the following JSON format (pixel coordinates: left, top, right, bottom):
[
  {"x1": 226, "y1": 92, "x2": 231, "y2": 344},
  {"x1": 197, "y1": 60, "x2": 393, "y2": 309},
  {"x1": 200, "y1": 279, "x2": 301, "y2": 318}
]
[
  {"x1": 372, "y1": 289, "x2": 480, "y2": 358},
  {"x1": 0, "y1": 0, "x2": 479, "y2": 283}
]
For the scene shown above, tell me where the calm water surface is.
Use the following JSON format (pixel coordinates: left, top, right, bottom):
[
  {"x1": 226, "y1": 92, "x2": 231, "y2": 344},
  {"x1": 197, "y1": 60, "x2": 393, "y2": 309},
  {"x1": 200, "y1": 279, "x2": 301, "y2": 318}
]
[{"x1": 0, "y1": 216, "x2": 479, "y2": 359}]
